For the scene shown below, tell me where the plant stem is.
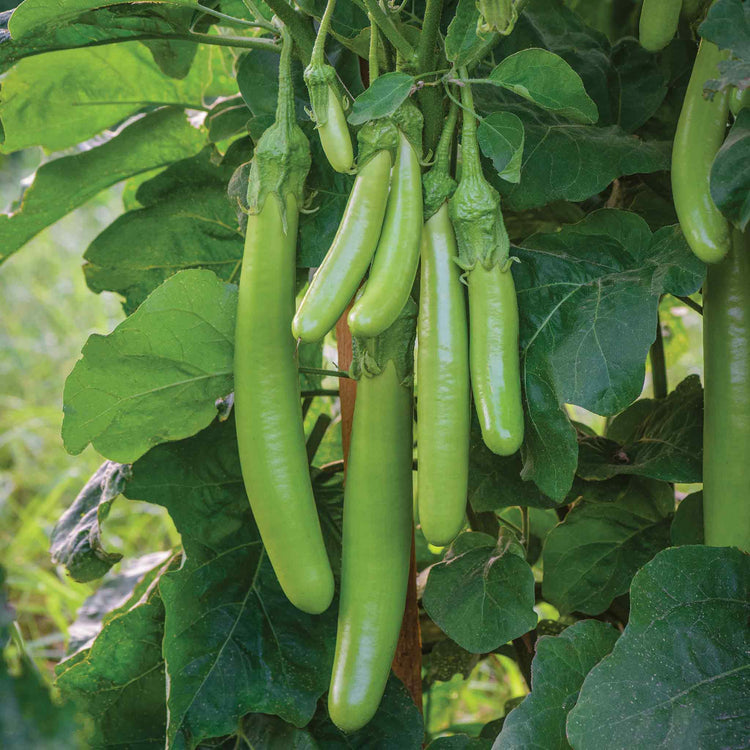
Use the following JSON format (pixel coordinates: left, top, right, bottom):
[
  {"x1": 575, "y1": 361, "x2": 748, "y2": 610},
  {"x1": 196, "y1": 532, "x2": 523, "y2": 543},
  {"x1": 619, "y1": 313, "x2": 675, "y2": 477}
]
[
  {"x1": 299, "y1": 367, "x2": 351, "y2": 379},
  {"x1": 368, "y1": 13, "x2": 380, "y2": 82},
  {"x1": 193, "y1": 3, "x2": 276, "y2": 31},
  {"x1": 650, "y1": 313, "x2": 668, "y2": 399},
  {"x1": 433, "y1": 97, "x2": 459, "y2": 173},
  {"x1": 416, "y1": 0, "x2": 444, "y2": 152},
  {"x1": 458, "y1": 69, "x2": 482, "y2": 177},
  {"x1": 673, "y1": 294, "x2": 704, "y2": 315},
  {"x1": 265, "y1": 0, "x2": 315, "y2": 62},
  {"x1": 520, "y1": 506, "x2": 529, "y2": 546},
  {"x1": 300, "y1": 389, "x2": 340, "y2": 398},
  {"x1": 164, "y1": 31, "x2": 280, "y2": 52},
  {"x1": 310, "y1": 0, "x2": 336, "y2": 66},
  {"x1": 361, "y1": 0, "x2": 415, "y2": 63}
]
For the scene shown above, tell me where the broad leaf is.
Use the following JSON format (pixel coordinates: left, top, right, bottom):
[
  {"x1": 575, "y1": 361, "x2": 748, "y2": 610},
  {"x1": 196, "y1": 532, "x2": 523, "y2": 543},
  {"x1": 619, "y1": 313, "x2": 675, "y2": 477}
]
[
  {"x1": 479, "y1": 100, "x2": 670, "y2": 211},
  {"x1": 477, "y1": 112, "x2": 525, "y2": 184},
  {"x1": 84, "y1": 147, "x2": 243, "y2": 313},
  {"x1": 699, "y1": 0, "x2": 750, "y2": 92},
  {"x1": 494, "y1": 620, "x2": 619, "y2": 750},
  {"x1": 429, "y1": 737, "x2": 492, "y2": 749},
  {"x1": 513, "y1": 213, "x2": 705, "y2": 499},
  {"x1": 348, "y1": 72, "x2": 415, "y2": 126},
  {"x1": 444, "y1": 0, "x2": 485, "y2": 67},
  {"x1": 0, "y1": 108, "x2": 205, "y2": 265},
  {"x1": 670, "y1": 492, "x2": 704, "y2": 546},
  {"x1": 543, "y1": 477, "x2": 674, "y2": 615},
  {"x1": 0, "y1": 41, "x2": 230, "y2": 153},
  {"x1": 307, "y1": 675, "x2": 424, "y2": 749},
  {"x1": 422, "y1": 532, "x2": 537, "y2": 653},
  {"x1": 67, "y1": 552, "x2": 174, "y2": 654},
  {"x1": 56, "y1": 572, "x2": 170, "y2": 749},
  {"x1": 49, "y1": 461, "x2": 129, "y2": 582},
  {"x1": 711, "y1": 108, "x2": 750, "y2": 231},
  {"x1": 469, "y1": 419, "x2": 560, "y2": 511},
  {"x1": 125, "y1": 417, "x2": 337, "y2": 748},
  {"x1": 577, "y1": 375, "x2": 703, "y2": 484},
  {"x1": 567, "y1": 546, "x2": 750, "y2": 749},
  {"x1": 62, "y1": 269, "x2": 236, "y2": 463},
  {"x1": 487, "y1": 49, "x2": 598, "y2": 124}
]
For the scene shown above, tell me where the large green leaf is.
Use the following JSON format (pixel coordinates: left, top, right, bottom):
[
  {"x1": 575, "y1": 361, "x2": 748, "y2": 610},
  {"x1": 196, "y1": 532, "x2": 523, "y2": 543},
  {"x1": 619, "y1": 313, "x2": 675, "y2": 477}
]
[
  {"x1": 542, "y1": 477, "x2": 674, "y2": 615},
  {"x1": 49, "y1": 461, "x2": 129, "y2": 583},
  {"x1": 513, "y1": 213, "x2": 705, "y2": 500},
  {"x1": 477, "y1": 112, "x2": 525, "y2": 185},
  {"x1": 478, "y1": 99, "x2": 670, "y2": 210},
  {"x1": 348, "y1": 72, "x2": 415, "y2": 125},
  {"x1": 567, "y1": 546, "x2": 750, "y2": 749},
  {"x1": 62, "y1": 269, "x2": 236, "y2": 463},
  {"x1": 444, "y1": 0, "x2": 486, "y2": 67},
  {"x1": 699, "y1": 0, "x2": 750, "y2": 93},
  {"x1": 577, "y1": 375, "x2": 703, "y2": 484},
  {"x1": 711, "y1": 107, "x2": 750, "y2": 231},
  {"x1": 56, "y1": 566, "x2": 171, "y2": 749},
  {"x1": 494, "y1": 620, "x2": 619, "y2": 750},
  {"x1": 84, "y1": 146, "x2": 243, "y2": 313},
  {"x1": 307, "y1": 676, "x2": 424, "y2": 749},
  {"x1": 468, "y1": 419, "x2": 560, "y2": 511},
  {"x1": 0, "y1": 41, "x2": 231, "y2": 152},
  {"x1": 125, "y1": 417, "x2": 337, "y2": 749},
  {"x1": 487, "y1": 48, "x2": 598, "y2": 124},
  {"x1": 422, "y1": 532, "x2": 537, "y2": 653},
  {"x1": 0, "y1": 108, "x2": 205, "y2": 265}
]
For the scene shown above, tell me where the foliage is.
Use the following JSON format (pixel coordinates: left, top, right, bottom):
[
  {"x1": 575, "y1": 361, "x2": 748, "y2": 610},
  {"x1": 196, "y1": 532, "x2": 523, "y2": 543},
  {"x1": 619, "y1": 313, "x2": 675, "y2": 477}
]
[{"x1": 0, "y1": 0, "x2": 747, "y2": 747}]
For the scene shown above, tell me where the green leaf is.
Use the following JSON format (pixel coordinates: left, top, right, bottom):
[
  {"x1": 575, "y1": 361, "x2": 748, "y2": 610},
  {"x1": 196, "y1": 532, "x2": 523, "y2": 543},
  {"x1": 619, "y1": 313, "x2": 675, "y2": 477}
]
[
  {"x1": 699, "y1": 0, "x2": 750, "y2": 62},
  {"x1": 513, "y1": 212, "x2": 705, "y2": 500},
  {"x1": 125, "y1": 416, "x2": 337, "y2": 748},
  {"x1": 0, "y1": 41, "x2": 230, "y2": 153},
  {"x1": 423, "y1": 531, "x2": 537, "y2": 653},
  {"x1": 236, "y1": 49, "x2": 308, "y2": 120},
  {"x1": 49, "y1": 461, "x2": 129, "y2": 583},
  {"x1": 67, "y1": 552, "x2": 174, "y2": 654},
  {"x1": 486, "y1": 102, "x2": 670, "y2": 211},
  {"x1": 84, "y1": 147, "x2": 243, "y2": 313},
  {"x1": 424, "y1": 639, "x2": 480, "y2": 686},
  {"x1": 56, "y1": 570, "x2": 170, "y2": 749},
  {"x1": 670, "y1": 492, "x2": 704, "y2": 546},
  {"x1": 62, "y1": 269, "x2": 236, "y2": 463},
  {"x1": 567, "y1": 546, "x2": 750, "y2": 749},
  {"x1": 542, "y1": 477, "x2": 674, "y2": 615},
  {"x1": 577, "y1": 375, "x2": 704, "y2": 484},
  {"x1": 608, "y1": 38, "x2": 669, "y2": 133},
  {"x1": 477, "y1": 112, "x2": 524, "y2": 184},
  {"x1": 348, "y1": 72, "x2": 415, "y2": 126},
  {"x1": 444, "y1": 0, "x2": 484, "y2": 66},
  {"x1": 0, "y1": 108, "x2": 205, "y2": 266},
  {"x1": 469, "y1": 418, "x2": 560, "y2": 511},
  {"x1": 494, "y1": 620, "x2": 619, "y2": 750},
  {"x1": 307, "y1": 675, "x2": 424, "y2": 748},
  {"x1": 429, "y1": 737, "x2": 492, "y2": 749},
  {"x1": 487, "y1": 49, "x2": 599, "y2": 124},
  {"x1": 711, "y1": 108, "x2": 750, "y2": 231}
]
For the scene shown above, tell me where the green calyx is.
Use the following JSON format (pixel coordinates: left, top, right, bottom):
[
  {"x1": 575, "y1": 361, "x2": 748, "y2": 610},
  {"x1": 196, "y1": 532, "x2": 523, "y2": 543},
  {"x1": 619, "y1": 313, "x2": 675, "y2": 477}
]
[
  {"x1": 477, "y1": 0, "x2": 519, "y2": 35},
  {"x1": 304, "y1": 63, "x2": 339, "y2": 129},
  {"x1": 449, "y1": 172, "x2": 510, "y2": 271},
  {"x1": 392, "y1": 100, "x2": 424, "y2": 155},
  {"x1": 351, "y1": 297, "x2": 417, "y2": 387},
  {"x1": 356, "y1": 118, "x2": 400, "y2": 168},
  {"x1": 246, "y1": 26, "x2": 311, "y2": 218},
  {"x1": 423, "y1": 168, "x2": 457, "y2": 221},
  {"x1": 423, "y1": 99, "x2": 458, "y2": 220}
]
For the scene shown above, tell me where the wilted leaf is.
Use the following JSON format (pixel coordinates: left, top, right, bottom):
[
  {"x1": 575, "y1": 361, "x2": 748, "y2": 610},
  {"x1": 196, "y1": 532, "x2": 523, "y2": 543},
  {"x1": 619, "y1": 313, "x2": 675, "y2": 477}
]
[{"x1": 49, "y1": 461, "x2": 130, "y2": 583}]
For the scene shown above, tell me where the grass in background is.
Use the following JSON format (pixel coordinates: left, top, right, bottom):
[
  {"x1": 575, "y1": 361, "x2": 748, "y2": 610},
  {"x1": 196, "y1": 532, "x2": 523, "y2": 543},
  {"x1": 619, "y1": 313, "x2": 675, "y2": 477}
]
[{"x1": 0, "y1": 152, "x2": 177, "y2": 673}]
